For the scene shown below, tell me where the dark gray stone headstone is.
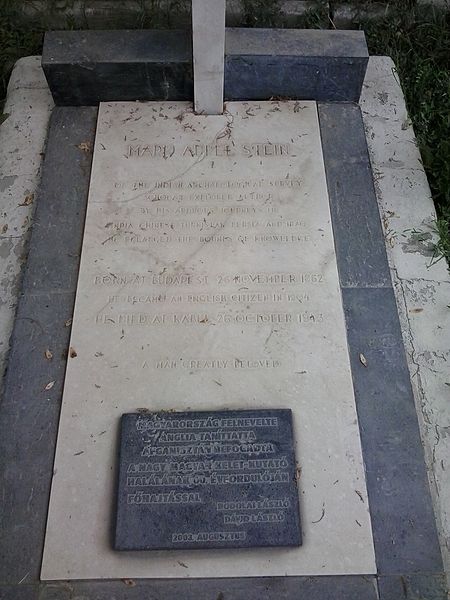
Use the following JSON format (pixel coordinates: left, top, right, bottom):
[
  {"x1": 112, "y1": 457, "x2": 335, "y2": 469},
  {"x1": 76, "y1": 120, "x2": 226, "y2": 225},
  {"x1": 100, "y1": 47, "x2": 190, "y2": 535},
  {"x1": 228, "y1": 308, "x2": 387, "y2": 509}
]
[
  {"x1": 41, "y1": 29, "x2": 368, "y2": 105},
  {"x1": 115, "y1": 409, "x2": 301, "y2": 551}
]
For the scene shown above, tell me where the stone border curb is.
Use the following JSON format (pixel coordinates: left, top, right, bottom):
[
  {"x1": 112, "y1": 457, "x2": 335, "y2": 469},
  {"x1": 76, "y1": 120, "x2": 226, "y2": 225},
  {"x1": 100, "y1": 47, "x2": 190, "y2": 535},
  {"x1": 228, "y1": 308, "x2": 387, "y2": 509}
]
[
  {"x1": 360, "y1": 56, "x2": 450, "y2": 590},
  {"x1": 11, "y1": 1, "x2": 329, "y2": 30},
  {"x1": 0, "y1": 57, "x2": 54, "y2": 390}
]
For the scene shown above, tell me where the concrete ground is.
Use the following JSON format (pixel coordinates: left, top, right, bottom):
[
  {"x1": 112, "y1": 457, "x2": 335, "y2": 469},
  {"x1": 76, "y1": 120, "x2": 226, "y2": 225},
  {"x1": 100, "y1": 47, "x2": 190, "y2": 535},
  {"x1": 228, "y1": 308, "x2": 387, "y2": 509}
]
[{"x1": 0, "y1": 54, "x2": 448, "y2": 586}]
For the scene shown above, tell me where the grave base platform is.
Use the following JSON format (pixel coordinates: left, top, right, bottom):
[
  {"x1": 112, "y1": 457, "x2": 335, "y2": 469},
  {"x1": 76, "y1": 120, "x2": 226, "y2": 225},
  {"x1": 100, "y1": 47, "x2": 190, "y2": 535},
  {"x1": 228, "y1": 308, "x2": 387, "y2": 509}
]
[{"x1": 0, "y1": 30, "x2": 447, "y2": 600}]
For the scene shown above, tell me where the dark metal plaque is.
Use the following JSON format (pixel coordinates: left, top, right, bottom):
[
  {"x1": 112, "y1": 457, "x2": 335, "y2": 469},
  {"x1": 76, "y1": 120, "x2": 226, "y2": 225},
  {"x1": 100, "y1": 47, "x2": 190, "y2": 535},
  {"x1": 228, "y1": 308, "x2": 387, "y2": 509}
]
[{"x1": 115, "y1": 409, "x2": 301, "y2": 550}]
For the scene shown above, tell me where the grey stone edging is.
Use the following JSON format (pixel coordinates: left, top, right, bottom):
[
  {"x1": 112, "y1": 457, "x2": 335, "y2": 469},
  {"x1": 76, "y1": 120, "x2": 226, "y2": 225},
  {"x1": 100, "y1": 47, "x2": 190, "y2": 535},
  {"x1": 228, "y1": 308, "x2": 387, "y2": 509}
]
[
  {"x1": 0, "y1": 106, "x2": 98, "y2": 586},
  {"x1": 318, "y1": 101, "x2": 443, "y2": 577}
]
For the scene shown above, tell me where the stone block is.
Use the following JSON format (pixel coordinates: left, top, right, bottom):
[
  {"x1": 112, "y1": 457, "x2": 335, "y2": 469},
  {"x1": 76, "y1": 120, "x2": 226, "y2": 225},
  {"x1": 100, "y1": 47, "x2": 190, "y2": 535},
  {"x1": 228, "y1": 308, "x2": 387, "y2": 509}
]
[{"x1": 42, "y1": 29, "x2": 368, "y2": 105}]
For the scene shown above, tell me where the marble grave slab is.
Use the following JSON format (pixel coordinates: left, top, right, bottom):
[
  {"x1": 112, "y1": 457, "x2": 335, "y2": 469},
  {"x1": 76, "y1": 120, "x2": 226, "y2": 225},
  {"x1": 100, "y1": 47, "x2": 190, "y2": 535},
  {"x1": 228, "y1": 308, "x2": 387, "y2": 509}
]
[{"x1": 41, "y1": 101, "x2": 376, "y2": 579}]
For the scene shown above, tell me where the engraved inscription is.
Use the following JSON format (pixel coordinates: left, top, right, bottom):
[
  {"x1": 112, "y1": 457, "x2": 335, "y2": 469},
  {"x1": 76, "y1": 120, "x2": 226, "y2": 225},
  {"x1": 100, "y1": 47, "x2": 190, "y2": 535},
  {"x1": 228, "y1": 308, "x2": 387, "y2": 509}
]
[
  {"x1": 126, "y1": 142, "x2": 291, "y2": 159},
  {"x1": 92, "y1": 142, "x2": 325, "y2": 361},
  {"x1": 115, "y1": 410, "x2": 301, "y2": 550}
]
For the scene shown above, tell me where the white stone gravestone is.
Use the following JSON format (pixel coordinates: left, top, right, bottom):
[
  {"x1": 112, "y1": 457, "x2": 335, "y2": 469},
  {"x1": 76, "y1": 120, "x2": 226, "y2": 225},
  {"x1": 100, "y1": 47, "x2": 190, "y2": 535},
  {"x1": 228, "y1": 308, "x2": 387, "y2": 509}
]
[{"x1": 41, "y1": 100, "x2": 375, "y2": 579}]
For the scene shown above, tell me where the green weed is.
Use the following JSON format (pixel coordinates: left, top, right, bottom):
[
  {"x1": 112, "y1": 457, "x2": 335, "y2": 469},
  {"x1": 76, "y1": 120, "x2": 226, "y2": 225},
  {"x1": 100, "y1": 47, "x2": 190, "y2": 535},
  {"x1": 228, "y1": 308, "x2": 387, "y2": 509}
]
[
  {"x1": 0, "y1": 2, "x2": 43, "y2": 106},
  {"x1": 295, "y1": 1, "x2": 329, "y2": 29},
  {"x1": 241, "y1": 0, "x2": 281, "y2": 27}
]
